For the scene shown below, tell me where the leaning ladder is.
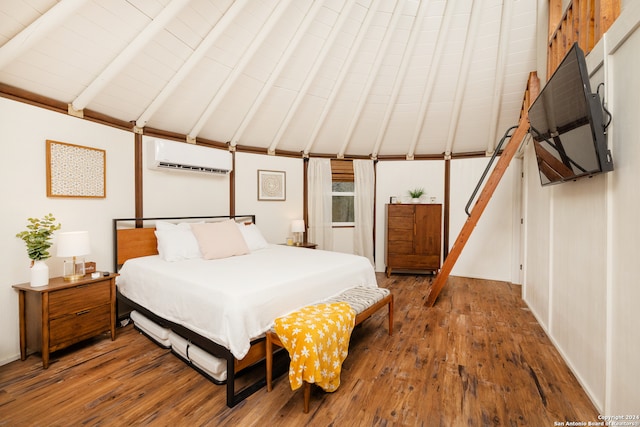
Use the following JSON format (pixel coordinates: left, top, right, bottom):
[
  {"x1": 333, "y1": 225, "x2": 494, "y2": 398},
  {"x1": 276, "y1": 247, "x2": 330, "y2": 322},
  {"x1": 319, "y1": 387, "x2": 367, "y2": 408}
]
[{"x1": 425, "y1": 72, "x2": 539, "y2": 307}]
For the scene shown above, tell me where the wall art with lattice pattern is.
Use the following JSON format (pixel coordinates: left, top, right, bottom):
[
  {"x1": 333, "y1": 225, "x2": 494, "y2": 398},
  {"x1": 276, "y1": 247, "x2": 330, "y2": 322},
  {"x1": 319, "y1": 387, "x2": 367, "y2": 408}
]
[
  {"x1": 46, "y1": 140, "x2": 106, "y2": 198},
  {"x1": 257, "y1": 169, "x2": 286, "y2": 201}
]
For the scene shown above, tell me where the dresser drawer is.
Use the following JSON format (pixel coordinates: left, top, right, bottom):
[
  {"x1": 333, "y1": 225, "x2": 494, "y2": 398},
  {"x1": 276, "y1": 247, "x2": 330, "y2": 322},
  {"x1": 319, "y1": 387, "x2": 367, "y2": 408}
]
[
  {"x1": 49, "y1": 280, "x2": 111, "y2": 318},
  {"x1": 49, "y1": 304, "x2": 112, "y2": 350}
]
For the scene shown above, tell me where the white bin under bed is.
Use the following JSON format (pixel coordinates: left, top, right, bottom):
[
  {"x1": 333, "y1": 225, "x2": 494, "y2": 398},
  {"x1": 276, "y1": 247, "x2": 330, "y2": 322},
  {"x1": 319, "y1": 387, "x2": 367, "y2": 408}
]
[{"x1": 130, "y1": 310, "x2": 227, "y2": 382}]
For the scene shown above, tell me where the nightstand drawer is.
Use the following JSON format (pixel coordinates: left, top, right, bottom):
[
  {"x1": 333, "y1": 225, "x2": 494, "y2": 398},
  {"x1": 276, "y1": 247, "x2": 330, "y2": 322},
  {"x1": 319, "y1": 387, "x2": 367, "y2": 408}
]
[
  {"x1": 49, "y1": 280, "x2": 111, "y2": 318},
  {"x1": 49, "y1": 304, "x2": 112, "y2": 350}
]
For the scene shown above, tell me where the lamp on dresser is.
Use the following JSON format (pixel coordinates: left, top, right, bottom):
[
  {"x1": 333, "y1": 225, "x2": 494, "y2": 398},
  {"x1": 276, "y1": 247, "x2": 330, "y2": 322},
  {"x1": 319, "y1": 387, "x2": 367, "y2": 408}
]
[{"x1": 57, "y1": 231, "x2": 91, "y2": 281}]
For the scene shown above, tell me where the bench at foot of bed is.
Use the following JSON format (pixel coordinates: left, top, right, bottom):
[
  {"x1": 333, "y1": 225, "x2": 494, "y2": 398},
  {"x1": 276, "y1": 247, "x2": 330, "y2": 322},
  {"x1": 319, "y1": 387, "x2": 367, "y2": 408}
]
[{"x1": 265, "y1": 286, "x2": 393, "y2": 413}]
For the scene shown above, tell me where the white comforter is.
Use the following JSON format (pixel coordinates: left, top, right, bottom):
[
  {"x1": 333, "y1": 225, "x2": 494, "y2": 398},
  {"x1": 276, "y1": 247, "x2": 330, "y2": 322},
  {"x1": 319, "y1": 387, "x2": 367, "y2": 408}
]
[{"x1": 116, "y1": 244, "x2": 377, "y2": 359}]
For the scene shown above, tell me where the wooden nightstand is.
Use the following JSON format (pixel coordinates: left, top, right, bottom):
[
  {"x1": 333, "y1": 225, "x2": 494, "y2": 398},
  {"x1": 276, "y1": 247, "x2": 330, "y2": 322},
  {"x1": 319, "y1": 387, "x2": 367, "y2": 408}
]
[{"x1": 12, "y1": 273, "x2": 117, "y2": 369}]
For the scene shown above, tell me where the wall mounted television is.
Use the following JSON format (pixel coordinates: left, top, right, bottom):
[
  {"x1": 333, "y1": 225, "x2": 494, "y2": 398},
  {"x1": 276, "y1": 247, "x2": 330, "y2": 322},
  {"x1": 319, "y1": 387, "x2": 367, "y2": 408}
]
[{"x1": 528, "y1": 43, "x2": 613, "y2": 186}]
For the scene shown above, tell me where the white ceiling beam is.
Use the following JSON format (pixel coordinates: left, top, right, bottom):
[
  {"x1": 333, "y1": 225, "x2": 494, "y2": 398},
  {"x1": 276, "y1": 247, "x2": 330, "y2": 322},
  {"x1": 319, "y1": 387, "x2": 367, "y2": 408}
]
[
  {"x1": 371, "y1": 0, "x2": 429, "y2": 158},
  {"x1": 486, "y1": 0, "x2": 513, "y2": 155},
  {"x1": 267, "y1": 0, "x2": 358, "y2": 155},
  {"x1": 302, "y1": 0, "x2": 382, "y2": 156},
  {"x1": 135, "y1": 0, "x2": 249, "y2": 129},
  {"x1": 71, "y1": 0, "x2": 191, "y2": 112},
  {"x1": 0, "y1": 0, "x2": 90, "y2": 70},
  {"x1": 406, "y1": 0, "x2": 455, "y2": 159},
  {"x1": 187, "y1": 0, "x2": 292, "y2": 140},
  {"x1": 336, "y1": 0, "x2": 404, "y2": 158},
  {"x1": 229, "y1": 0, "x2": 324, "y2": 148},
  {"x1": 441, "y1": 0, "x2": 483, "y2": 157}
]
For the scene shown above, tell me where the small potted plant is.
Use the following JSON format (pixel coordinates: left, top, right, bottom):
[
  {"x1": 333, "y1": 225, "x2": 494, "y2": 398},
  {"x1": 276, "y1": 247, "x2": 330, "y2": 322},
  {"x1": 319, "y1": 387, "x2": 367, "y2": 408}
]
[
  {"x1": 16, "y1": 213, "x2": 61, "y2": 287},
  {"x1": 408, "y1": 188, "x2": 425, "y2": 203}
]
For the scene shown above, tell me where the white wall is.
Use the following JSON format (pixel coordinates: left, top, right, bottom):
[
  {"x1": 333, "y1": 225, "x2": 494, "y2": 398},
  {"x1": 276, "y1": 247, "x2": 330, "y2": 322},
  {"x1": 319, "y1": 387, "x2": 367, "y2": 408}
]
[
  {"x1": 449, "y1": 157, "x2": 520, "y2": 282},
  {"x1": 234, "y1": 152, "x2": 303, "y2": 244},
  {"x1": 605, "y1": 3, "x2": 640, "y2": 413},
  {"x1": 375, "y1": 160, "x2": 446, "y2": 273},
  {"x1": 522, "y1": 139, "x2": 551, "y2": 324},
  {"x1": 522, "y1": 2, "x2": 640, "y2": 413},
  {"x1": 374, "y1": 158, "x2": 519, "y2": 281},
  {"x1": 0, "y1": 98, "x2": 134, "y2": 365}
]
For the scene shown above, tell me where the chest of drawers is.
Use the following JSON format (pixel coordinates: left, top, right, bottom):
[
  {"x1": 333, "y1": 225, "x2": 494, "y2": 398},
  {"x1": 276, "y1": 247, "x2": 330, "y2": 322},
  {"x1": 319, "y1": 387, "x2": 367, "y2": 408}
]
[{"x1": 13, "y1": 274, "x2": 117, "y2": 368}]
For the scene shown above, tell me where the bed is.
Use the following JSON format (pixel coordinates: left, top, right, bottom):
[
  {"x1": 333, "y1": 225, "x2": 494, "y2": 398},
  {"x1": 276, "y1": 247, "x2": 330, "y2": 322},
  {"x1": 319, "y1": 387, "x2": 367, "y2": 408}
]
[{"x1": 113, "y1": 215, "x2": 378, "y2": 407}]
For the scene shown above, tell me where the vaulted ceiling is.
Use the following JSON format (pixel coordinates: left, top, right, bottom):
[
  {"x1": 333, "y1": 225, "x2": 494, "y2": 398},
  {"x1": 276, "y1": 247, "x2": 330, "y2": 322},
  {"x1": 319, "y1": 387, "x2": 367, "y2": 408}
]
[{"x1": 0, "y1": 0, "x2": 537, "y2": 158}]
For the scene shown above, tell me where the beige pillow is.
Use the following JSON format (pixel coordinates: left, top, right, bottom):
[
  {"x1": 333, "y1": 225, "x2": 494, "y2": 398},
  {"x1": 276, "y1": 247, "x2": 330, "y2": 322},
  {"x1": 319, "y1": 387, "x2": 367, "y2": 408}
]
[{"x1": 190, "y1": 220, "x2": 250, "y2": 260}]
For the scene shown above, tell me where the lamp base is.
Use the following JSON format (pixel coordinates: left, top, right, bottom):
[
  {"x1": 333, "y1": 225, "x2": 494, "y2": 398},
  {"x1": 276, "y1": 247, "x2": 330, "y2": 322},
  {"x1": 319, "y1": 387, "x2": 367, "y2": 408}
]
[{"x1": 63, "y1": 258, "x2": 86, "y2": 281}]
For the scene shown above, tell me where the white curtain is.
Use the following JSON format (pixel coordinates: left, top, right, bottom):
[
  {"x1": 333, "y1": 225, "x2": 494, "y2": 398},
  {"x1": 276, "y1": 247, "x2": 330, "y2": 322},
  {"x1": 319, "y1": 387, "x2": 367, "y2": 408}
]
[
  {"x1": 353, "y1": 159, "x2": 375, "y2": 265},
  {"x1": 307, "y1": 158, "x2": 333, "y2": 250}
]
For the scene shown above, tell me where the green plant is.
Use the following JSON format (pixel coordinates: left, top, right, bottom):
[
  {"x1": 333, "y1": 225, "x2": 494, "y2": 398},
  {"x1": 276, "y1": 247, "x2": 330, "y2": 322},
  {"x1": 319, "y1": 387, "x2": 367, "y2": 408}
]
[
  {"x1": 408, "y1": 188, "x2": 425, "y2": 199},
  {"x1": 15, "y1": 214, "x2": 61, "y2": 261}
]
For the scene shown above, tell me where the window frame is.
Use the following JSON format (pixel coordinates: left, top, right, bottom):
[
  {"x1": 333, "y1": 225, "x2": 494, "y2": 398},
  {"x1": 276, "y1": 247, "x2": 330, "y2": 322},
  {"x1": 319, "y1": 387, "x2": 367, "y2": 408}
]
[
  {"x1": 330, "y1": 160, "x2": 355, "y2": 227},
  {"x1": 331, "y1": 186, "x2": 355, "y2": 227}
]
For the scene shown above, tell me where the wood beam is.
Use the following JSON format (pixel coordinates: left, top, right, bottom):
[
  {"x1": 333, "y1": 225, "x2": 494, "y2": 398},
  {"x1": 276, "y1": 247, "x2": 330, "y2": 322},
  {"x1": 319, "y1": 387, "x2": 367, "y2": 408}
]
[
  {"x1": 187, "y1": 0, "x2": 292, "y2": 140},
  {"x1": 371, "y1": 0, "x2": 428, "y2": 159},
  {"x1": 406, "y1": 0, "x2": 455, "y2": 159},
  {"x1": 134, "y1": 131, "x2": 143, "y2": 227},
  {"x1": 301, "y1": 0, "x2": 380, "y2": 157},
  {"x1": 229, "y1": 1, "x2": 323, "y2": 148},
  {"x1": 443, "y1": 0, "x2": 483, "y2": 157},
  {"x1": 0, "y1": 0, "x2": 89, "y2": 70},
  {"x1": 268, "y1": 0, "x2": 357, "y2": 155},
  {"x1": 71, "y1": 0, "x2": 190, "y2": 111},
  {"x1": 135, "y1": 0, "x2": 249, "y2": 129}
]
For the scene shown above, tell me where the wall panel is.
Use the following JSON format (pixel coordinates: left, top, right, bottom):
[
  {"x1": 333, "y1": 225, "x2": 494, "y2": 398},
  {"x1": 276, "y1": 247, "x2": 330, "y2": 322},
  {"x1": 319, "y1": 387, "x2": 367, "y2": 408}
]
[
  {"x1": 0, "y1": 98, "x2": 134, "y2": 365},
  {"x1": 607, "y1": 20, "x2": 640, "y2": 414}
]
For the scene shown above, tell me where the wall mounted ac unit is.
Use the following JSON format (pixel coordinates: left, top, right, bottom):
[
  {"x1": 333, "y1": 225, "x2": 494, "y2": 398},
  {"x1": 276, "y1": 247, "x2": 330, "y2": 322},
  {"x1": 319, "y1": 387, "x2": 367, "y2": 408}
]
[{"x1": 147, "y1": 139, "x2": 232, "y2": 175}]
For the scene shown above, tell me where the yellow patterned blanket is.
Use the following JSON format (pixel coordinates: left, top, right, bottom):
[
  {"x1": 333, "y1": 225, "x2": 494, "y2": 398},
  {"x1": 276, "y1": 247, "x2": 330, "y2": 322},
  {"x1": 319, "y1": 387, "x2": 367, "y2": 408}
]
[{"x1": 274, "y1": 302, "x2": 356, "y2": 392}]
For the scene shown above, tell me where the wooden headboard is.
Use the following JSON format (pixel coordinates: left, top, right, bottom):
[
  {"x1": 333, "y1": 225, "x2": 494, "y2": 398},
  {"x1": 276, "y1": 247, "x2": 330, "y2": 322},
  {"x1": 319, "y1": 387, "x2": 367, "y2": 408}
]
[{"x1": 113, "y1": 215, "x2": 256, "y2": 271}]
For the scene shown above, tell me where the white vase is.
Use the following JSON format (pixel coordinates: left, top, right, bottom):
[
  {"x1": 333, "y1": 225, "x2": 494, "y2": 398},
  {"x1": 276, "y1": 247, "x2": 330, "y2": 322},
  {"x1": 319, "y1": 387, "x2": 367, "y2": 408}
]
[
  {"x1": 30, "y1": 260, "x2": 49, "y2": 287},
  {"x1": 412, "y1": 198, "x2": 420, "y2": 203}
]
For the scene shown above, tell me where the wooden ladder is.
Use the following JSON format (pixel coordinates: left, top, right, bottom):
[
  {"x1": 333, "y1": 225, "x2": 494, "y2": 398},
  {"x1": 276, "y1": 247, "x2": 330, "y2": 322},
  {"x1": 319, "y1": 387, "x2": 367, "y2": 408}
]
[{"x1": 425, "y1": 72, "x2": 539, "y2": 307}]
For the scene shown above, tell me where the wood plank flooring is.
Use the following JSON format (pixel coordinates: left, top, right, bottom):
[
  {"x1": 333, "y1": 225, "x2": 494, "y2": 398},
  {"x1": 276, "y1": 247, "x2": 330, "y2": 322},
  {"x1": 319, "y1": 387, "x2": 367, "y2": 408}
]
[{"x1": 0, "y1": 274, "x2": 599, "y2": 426}]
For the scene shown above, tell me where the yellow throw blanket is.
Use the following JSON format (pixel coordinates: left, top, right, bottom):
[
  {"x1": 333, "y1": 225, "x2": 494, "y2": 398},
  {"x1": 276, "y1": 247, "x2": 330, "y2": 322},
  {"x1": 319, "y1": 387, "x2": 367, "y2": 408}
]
[{"x1": 274, "y1": 302, "x2": 356, "y2": 392}]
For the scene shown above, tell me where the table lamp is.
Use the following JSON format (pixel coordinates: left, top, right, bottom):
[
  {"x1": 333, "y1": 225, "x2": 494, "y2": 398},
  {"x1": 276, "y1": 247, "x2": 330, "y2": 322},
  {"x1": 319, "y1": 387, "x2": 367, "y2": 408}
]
[
  {"x1": 57, "y1": 231, "x2": 91, "y2": 281},
  {"x1": 291, "y1": 220, "x2": 305, "y2": 246}
]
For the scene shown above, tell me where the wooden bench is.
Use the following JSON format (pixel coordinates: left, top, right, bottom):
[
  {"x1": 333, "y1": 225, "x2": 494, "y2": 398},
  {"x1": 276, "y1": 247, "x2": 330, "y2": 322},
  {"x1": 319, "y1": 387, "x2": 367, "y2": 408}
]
[{"x1": 265, "y1": 286, "x2": 393, "y2": 413}]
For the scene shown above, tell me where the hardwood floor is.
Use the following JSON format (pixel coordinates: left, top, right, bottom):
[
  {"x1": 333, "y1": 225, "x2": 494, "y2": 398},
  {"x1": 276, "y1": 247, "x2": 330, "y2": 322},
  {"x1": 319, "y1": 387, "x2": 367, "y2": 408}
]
[{"x1": 0, "y1": 274, "x2": 599, "y2": 426}]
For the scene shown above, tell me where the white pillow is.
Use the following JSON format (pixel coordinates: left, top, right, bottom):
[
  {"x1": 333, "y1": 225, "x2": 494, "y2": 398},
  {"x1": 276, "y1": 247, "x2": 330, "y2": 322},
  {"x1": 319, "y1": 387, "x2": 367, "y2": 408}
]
[
  {"x1": 190, "y1": 220, "x2": 250, "y2": 260},
  {"x1": 154, "y1": 221, "x2": 202, "y2": 261},
  {"x1": 236, "y1": 222, "x2": 269, "y2": 251}
]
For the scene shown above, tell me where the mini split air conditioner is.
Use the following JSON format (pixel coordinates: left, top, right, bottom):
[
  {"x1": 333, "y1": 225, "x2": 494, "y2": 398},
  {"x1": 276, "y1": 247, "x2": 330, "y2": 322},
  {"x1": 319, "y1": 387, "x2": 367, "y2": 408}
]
[{"x1": 147, "y1": 139, "x2": 232, "y2": 175}]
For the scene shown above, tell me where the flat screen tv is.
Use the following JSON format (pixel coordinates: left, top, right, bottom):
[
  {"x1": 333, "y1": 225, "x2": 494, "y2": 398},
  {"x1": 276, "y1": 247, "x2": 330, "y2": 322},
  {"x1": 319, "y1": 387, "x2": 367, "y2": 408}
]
[{"x1": 528, "y1": 43, "x2": 613, "y2": 186}]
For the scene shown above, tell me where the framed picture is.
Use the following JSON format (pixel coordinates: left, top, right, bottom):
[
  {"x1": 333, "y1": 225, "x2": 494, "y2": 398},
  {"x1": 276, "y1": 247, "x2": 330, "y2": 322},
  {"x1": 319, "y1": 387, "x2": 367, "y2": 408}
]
[
  {"x1": 46, "y1": 140, "x2": 106, "y2": 198},
  {"x1": 257, "y1": 170, "x2": 286, "y2": 201}
]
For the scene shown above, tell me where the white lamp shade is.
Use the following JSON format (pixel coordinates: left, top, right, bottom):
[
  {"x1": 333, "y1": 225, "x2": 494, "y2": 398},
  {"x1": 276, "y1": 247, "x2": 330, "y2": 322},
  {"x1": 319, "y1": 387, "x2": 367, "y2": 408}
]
[
  {"x1": 291, "y1": 220, "x2": 305, "y2": 233},
  {"x1": 57, "y1": 231, "x2": 91, "y2": 257}
]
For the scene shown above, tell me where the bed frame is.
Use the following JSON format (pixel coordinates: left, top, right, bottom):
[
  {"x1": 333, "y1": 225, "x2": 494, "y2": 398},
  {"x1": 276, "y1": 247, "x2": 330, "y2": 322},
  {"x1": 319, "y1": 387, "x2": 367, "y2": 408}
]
[{"x1": 112, "y1": 215, "x2": 287, "y2": 407}]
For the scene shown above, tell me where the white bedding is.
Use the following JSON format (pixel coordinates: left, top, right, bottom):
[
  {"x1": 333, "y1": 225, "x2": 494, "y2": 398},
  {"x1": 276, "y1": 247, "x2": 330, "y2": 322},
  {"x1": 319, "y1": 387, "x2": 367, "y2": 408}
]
[{"x1": 117, "y1": 244, "x2": 377, "y2": 359}]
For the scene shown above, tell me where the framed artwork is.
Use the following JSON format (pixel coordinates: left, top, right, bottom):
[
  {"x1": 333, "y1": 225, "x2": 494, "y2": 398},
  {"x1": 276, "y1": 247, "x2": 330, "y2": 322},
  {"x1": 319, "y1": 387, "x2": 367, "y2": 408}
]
[
  {"x1": 46, "y1": 140, "x2": 106, "y2": 198},
  {"x1": 257, "y1": 170, "x2": 286, "y2": 201}
]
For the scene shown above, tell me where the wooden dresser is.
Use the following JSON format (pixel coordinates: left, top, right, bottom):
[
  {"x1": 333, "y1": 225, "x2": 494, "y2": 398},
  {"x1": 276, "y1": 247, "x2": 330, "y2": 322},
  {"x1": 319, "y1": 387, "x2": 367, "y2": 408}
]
[
  {"x1": 385, "y1": 203, "x2": 442, "y2": 276},
  {"x1": 13, "y1": 274, "x2": 117, "y2": 368}
]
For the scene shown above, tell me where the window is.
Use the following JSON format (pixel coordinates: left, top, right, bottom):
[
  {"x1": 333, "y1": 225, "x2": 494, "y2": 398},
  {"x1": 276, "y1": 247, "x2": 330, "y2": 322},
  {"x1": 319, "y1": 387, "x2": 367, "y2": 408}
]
[
  {"x1": 331, "y1": 160, "x2": 354, "y2": 226},
  {"x1": 332, "y1": 182, "x2": 354, "y2": 226}
]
